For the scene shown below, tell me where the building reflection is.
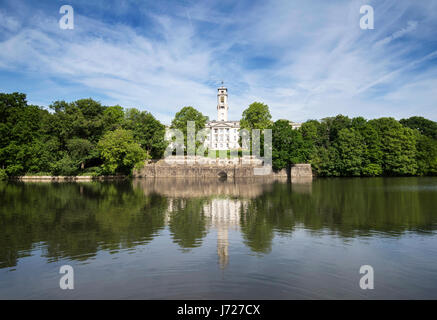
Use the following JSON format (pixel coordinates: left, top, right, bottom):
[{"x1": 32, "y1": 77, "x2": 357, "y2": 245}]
[
  {"x1": 203, "y1": 198, "x2": 247, "y2": 268},
  {"x1": 134, "y1": 177, "x2": 313, "y2": 269},
  {"x1": 164, "y1": 197, "x2": 247, "y2": 269}
]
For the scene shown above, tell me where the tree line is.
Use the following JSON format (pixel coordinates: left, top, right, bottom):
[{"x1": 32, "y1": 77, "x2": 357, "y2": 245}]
[
  {"x1": 0, "y1": 92, "x2": 166, "y2": 177},
  {"x1": 0, "y1": 92, "x2": 436, "y2": 178},
  {"x1": 271, "y1": 114, "x2": 437, "y2": 176}
]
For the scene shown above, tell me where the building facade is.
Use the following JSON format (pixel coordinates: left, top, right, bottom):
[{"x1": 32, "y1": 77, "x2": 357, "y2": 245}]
[
  {"x1": 166, "y1": 84, "x2": 303, "y2": 152},
  {"x1": 204, "y1": 85, "x2": 240, "y2": 151}
]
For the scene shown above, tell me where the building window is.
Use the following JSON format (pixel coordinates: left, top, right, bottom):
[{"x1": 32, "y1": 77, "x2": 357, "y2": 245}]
[{"x1": 220, "y1": 96, "x2": 224, "y2": 103}]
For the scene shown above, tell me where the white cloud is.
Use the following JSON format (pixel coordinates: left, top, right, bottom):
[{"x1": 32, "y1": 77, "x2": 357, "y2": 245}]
[
  {"x1": 0, "y1": 10, "x2": 20, "y2": 32},
  {"x1": 0, "y1": 0, "x2": 436, "y2": 124},
  {"x1": 375, "y1": 21, "x2": 418, "y2": 47}
]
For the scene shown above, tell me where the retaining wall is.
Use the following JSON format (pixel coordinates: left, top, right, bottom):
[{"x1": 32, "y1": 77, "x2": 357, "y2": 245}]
[{"x1": 133, "y1": 161, "x2": 312, "y2": 179}]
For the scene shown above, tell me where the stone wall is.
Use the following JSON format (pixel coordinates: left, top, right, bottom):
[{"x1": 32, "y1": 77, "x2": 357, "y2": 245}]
[
  {"x1": 133, "y1": 159, "x2": 312, "y2": 179},
  {"x1": 290, "y1": 164, "x2": 313, "y2": 177}
]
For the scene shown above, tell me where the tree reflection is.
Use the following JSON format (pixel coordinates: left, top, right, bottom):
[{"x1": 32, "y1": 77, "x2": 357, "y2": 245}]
[
  {"x1": 0, "y1": 181, "x2": 167, "y2": 268},
  {"x1": 1, "y1": 177, "x2": 437, "y2": 269},
  {"x1": 167, "y1": 198, "x2": 208, "y2": 249}
]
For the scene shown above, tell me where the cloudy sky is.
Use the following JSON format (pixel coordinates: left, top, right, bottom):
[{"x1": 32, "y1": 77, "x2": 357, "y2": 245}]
[{"x1": 0, "y1": 0, "x2": 436, "y2": 124}]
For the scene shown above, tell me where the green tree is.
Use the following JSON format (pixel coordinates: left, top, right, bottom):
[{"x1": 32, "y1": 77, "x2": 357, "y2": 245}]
[
  {"x1": 0, "y1": 168, "x2": 7, "y2": 180},
  {"x1": 103, "y1": 105, "x2": 124, "y2": 131},
  {"x1": 66, "y1": 138, "x2": 95, "y2": 170},
  {"x1": 359, "y1": 122, "x2": 383, "y2": 176},
  {"x1": 370, "y1": 118, "x2": 418, "y2": 175},
  {"x1": 334, "y1": 128, "x2": 365, "y2": 176},
  {"x1": 321, "y1": 115, "x2": 352, "y2": 142},
  {"x1": 272, "y1": 120, "x2": 307, "y2": 170},
  {"x1": 0, "y1": 93, "x2": 46, "y2": 175},
  {"x1": 49, "y1": 98, "x2": 106, "y2": 145},
  {"x1": 97, "y1": 129, "x2": 147, "y2": 175},
  {"x1": 240, "y1": 102, "x2": 272, "y2": 131},
  {"x1": 240, "y1": 102, "x2": 272, "y2": 155},
  {"x1": 416, "y1": 134, "x2": 437, "y2": 175},
  {"x1": 124, "y1": 108, "x2": 167, "y2": 159},
  {"x1": 171, "y1": 106, "x2": 208, "y2": 154},
  {"x1": 400, "y1": 116, "x2": 437, "y2": 139}
]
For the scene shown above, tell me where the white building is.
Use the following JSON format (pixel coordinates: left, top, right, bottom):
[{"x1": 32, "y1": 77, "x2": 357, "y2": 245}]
[
  {"x1": 165, "y1": 84, "x2": 303, "y2": 152},
  {"x1": 204, "y1": 85, "x2": 240, "y2": 151}
]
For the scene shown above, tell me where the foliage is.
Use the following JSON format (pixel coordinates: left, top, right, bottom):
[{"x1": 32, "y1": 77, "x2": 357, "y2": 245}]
[
  {"x1": 50, "y1": 154, "x2": 79, "y2": 176},
  {"x1": 240, "y1": 102, "x2": 272, "y2": 130},
  {"x1": 97, "y1": 129, "x2": 147, "y2": 175},
  {"x1": 0, "y1": 92, "x2": 436, "y2": 178},
  {"x1": 124, "y1": 108, "x2": 167, "y2": 159},
  {"x1": 286, "y1": 115, "x2": 429, "y2": 177},
  {"x1": 240, "y1": 102, "x2": 273, "y2": 156},
  {"x1": 0, "y1": 168, "x2": 7, "y2": 180},
  {"x1": 171, "y1": 106, "x2": 208, "y2": 155},
  {"x1": 334, "y1": 128, "x2": 364, "y2": 176},
  {"x1": 0, "y1": 93, "x2": 166, "y2": 176},
  {"x1": 271, "y1": 120, "x2": 307, "y2": 170},
  {"x1": 370, "y1": 118, "x2": 418, "y2": 175},
  {"x1": 400, "y1": 116, "x2": 437, "y2": 139},
  {"x1": 415, "y1": 134, "x2": 437, "y2": 176}
]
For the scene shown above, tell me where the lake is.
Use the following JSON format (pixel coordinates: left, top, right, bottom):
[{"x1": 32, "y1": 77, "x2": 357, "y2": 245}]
[{"x1": 1, "y1": 177, "x2": 437, "y2": 299}]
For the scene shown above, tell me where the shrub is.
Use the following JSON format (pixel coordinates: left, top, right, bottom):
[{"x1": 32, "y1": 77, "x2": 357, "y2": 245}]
[
  {"x1": 0, "y1": 169, "x2": 7, "y2": 180},
  {"x1": 50, "y1": 155, "x2": 78, "y2": 176},
  {"x1": 78, "y1": 166, "x2": 103, "y2": 177}
]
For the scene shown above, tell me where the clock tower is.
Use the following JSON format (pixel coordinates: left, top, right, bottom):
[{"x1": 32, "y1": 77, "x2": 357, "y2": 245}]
[{"x1": 217, "y1": 85, "x2": 228, "y2": 121}]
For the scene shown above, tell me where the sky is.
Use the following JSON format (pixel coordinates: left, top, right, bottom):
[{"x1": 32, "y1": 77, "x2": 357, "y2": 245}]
[{"x1": 0, "y1": 0, "x2": 436, "y2": 124}]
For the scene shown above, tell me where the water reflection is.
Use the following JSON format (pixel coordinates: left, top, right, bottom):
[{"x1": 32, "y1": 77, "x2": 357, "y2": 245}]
[
  {"x1": 203, "y1": 198, "x2": 247, "y2": 268},
  {"x1": 0, "y1": 177, "x2": 437, "y2": 270}
]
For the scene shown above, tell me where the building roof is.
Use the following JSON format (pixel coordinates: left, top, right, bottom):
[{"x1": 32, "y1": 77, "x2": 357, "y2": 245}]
[{"x1": 206, "y1": 121, "x2": 239, "y2": 128}]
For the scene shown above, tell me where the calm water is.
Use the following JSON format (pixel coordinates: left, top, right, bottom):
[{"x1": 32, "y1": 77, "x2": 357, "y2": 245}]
[{"x1": 1, "y1": 177, "x2": 437, "y2": 299}]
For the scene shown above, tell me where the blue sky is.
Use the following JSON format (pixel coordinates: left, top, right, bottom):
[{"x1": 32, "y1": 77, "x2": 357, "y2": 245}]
[{"x1": 0, "y1": 0, "x2": 436, "y2": 124}]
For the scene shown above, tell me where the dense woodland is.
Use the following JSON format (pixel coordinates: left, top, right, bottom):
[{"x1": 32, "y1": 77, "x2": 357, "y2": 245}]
[{"x1": 0, "y1": 92, "x2": 436, "y2": 178}]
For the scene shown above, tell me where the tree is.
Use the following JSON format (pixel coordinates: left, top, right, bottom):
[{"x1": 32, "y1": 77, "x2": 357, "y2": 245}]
[
  {"x1": 0, "y1": 93, "x2": 46, "y2": 175},
  {"x1": 66, "y1": 138, "x2": 95, "y2": 170},
  {"x1": 321, "y1": 115, "x2": 352, "y2": 142},
  {"x1": 49, "y1": 98, "x2": 106, "y2": 145},
  {"x1": 240, "y1": 102, "x2": 272, "y2": 131},
  {"x1": 354, "y1": 120, "x2": 383, "y2": 176},
  {"x1": 103, "y1": 105, "x2": 124, "y2": 131},
  {"x1": 171, "y1": 106, "x2": 208, "y2": 154},
  {"x1": 370, "y1": 118, "x2": 418, "y2": 175},
  {"x1": 334, "y1": 128, "x2": 365, "y2": 176},
  {"x1": 416, "y1": 134, "x2": 437, "y2": 175},
  {"x1": 272, "y1": 120, "x2": 307, "y2": 170},
  {"x1": 400, "y1": 116, "x2": 437, "y2": 139},
  {"x1": 240, "y1": 102, "x2": 272, "y2": 156},
  {"x1": 97, "y1": 129, "x2": 147, "y2": 175},
  {"x1": 124, "y1": 108, "x2": 167, "y2": 159}
]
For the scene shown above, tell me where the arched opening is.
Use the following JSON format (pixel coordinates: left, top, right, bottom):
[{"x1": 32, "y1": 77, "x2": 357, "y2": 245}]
[{"x1": 218, "y1": 171, "x2": 227, "y2": 179}]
